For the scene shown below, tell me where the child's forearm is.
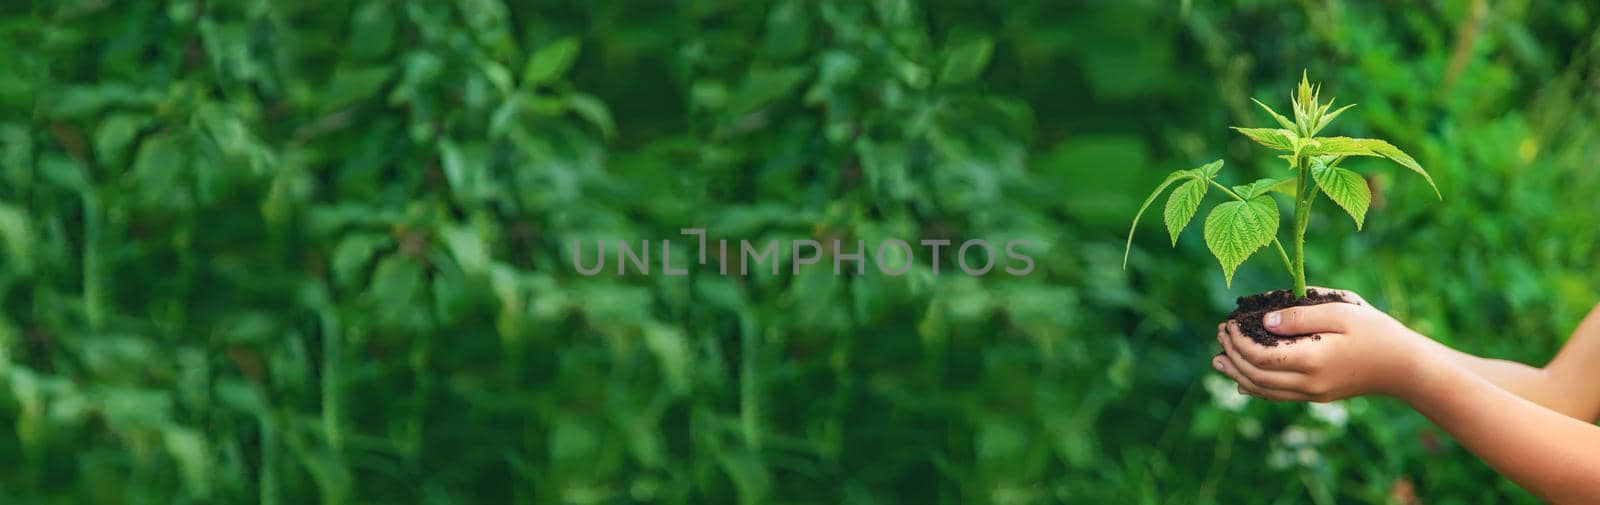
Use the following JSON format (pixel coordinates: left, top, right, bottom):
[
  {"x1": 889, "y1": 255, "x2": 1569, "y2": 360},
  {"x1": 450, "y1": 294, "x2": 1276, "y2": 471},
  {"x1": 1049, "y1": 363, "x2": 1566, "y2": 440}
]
[
  {"x1": 1438, "y1": 303, "x2": 1600, "y2": 422},
  {"x1": 1543, "y1": 303, "x2": 1600, "y2": 421},
  {"x1": 1214, "y1": 298, "x2": 1600, "y2": 500},
  {"x1": 1402, "y1": 356, "x2": 1600, "y2": 502},
  {"x1": 1438, "y1": 347, "x2": 1591, "y2": 420}
]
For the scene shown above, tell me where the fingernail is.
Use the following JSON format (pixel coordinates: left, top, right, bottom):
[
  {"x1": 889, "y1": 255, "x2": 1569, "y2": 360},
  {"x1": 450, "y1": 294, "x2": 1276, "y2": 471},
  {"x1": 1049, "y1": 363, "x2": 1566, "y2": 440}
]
[
  {"x1": 1264, "y1": 312, "x2": 1281, "y2": 328},
  {"x1": 1213, "y1": 358, "x2": 1224, "y2": 371},
  {"x1": 1237, "y1": 385, "x2": 1248, "y2": 395}
]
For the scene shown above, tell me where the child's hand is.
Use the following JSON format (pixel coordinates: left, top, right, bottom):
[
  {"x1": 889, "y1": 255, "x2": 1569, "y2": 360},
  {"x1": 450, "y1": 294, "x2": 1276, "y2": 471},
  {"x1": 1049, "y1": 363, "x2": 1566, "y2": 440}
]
[{"x1": 1211, "y1": 293, "x2": 1438, "y2": 402}]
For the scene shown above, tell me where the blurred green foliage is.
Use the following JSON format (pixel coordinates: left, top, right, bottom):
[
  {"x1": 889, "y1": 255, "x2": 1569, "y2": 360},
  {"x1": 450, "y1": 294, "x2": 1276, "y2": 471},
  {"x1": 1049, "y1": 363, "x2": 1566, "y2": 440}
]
[{"x1": 2, "y1": 0, "x2": 1598, "y2": 503}]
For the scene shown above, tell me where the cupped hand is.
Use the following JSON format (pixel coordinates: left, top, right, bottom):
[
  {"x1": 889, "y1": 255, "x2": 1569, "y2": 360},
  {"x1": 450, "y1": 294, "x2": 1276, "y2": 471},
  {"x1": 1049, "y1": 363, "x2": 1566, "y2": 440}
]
[{"x1": 1210, "y1": 291, "x2": 1439, "y2": 402}]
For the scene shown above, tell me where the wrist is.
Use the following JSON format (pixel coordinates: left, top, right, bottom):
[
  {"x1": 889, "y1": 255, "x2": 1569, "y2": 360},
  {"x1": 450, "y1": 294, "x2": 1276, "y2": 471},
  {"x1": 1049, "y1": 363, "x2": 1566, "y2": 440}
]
[{"x1": 1387, "y1": 333, "x2": 1464, "y2": 403}]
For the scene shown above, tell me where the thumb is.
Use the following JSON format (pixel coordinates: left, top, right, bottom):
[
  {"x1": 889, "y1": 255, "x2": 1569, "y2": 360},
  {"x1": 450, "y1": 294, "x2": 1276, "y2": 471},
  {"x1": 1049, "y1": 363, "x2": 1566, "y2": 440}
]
[{"x1": 1263, "y1": 303, "x2": 1356, "y2": 335}]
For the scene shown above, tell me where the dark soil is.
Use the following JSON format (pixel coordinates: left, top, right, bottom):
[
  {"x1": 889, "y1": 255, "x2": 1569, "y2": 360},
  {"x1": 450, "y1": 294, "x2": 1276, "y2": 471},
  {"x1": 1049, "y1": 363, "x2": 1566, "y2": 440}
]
[{"x1": 1225, "y1": 288, "x2": 1349, "y2": 346}]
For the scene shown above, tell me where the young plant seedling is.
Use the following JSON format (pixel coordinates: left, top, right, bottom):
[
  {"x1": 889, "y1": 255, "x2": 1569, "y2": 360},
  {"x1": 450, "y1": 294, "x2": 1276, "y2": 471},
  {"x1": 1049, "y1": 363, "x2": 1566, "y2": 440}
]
[{"x1": 1122, "y1": 72, "x2": 1440, "y2": 344}]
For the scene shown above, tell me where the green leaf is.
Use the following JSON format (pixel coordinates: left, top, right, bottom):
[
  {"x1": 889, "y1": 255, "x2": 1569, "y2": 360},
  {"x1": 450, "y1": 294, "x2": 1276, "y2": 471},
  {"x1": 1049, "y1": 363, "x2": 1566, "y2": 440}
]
[
  {"x1": 94, "y1": 114, "x2": 150, "y2": 166},
  {"x1": 565, "y1": 93, "x2": 615, "y2": 138},
  {"x1": 1123, "y1": 159, "x2": 1228, "y2": 268},
  {"x1": 1268, "y1": 177, "x2": 1298, "y2": 196},
  {"x1": 1293, "y1": 70, "x2": 1318, "y2": 130},
  {"x1": 1123, "y1": 172, "x2": 1188, "y2": 268},
  {"x1": 162, "y1": 425, "x2": 211, "y2": 496},
  {"x1": 1230, "y1": 127, "x2": 1297, "y2": 151},
  {"x1": 348, "y1": 1, "x2": 396, "y2": 59},
  {"x1": 1300, "y1": 137, "x2": 1439, "y2": 199},
  {"x1": 1163, "y1": 178, "x2": 1207, "y2": 245},
  {"x1": 731, "y1": 66, "x2": 810, "y2": 114},
  {"x1": 130, "y1": 134, "x2": 191, "y2": 210},
  {"x1": 0, "y1": 201, "x2": 33, "y2": 275},
  {"x1": 1250, "y1": 98, "x2": 1296, "y2": 131},
  {"x1": 1296, "y1": 136, "x2": 1371, "y2": 157},
  {"x1": 440, "y1": 225, "x2": 489, "y2": 276},
  {"x1": 480, "y1": 60, "x2": 514, "y2": 95},
  {"x1": 1203, "y1": 196, "x2": 1279, "y2": 286},
  {"x1": 939, "y1": 36, "x2": 994, "y2": 85},
  {"x1": 332, "y1": 233, "x2": 392, "y2": 287},
  {"x1": 322, "y1": 66, "x2": 395, "y2": 111},
  {"x1": 1311, "y1": 159, "x2": 1371, "y2": 229},
  {"x1": 1232, "y1": 177, "x2": 1282, "y2": 199},
  {"x1": 1314, "y1": 102, "x2": 1356, "y2": 134},
  {"x1": 523, "y1": 37, "x2": 580, "y2": 86},
  {"x1": 1290, "y1": 135, "x2": 1320, "y2": 157},
  {"x1": 1365, "y1": 140, "x2": 1440, "y2": 199}
]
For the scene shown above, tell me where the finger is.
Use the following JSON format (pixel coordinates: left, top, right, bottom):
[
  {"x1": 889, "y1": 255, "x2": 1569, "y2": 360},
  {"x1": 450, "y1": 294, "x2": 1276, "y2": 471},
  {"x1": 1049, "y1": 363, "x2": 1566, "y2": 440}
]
[
  {"x1": 1263, "y1": 302, "x2": 1360, "y2": 336},
  {"x1": 1211, "y1": 352, "x2": 1263, "y2": 392},
  {"x1": 1223, "y1": 321, "x2": 1307, "y2": 377},
  {"x1": 1239, "y1": 381, "x2": 1314, "y2": 402},
  {"x1": 1216, "y1": 327, "x2": 1302, "y2": 389},
  {"x1": 1214, "y1": 354, "x2": 1312, "y2": 402},
  {"x1": 1306, "y1": 286, "x2": 1367, "y2": 306},
  {"x1": 1224, "y1": 320, "x2": 1285, "y2": 369}
]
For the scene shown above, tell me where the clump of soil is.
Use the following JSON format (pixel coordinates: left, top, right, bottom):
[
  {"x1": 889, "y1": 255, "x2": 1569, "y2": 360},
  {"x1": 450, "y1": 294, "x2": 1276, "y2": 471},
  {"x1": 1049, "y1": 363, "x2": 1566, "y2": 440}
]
[{"x1": 1225, "y1": 288, "x2": 1348, "y2": 346}]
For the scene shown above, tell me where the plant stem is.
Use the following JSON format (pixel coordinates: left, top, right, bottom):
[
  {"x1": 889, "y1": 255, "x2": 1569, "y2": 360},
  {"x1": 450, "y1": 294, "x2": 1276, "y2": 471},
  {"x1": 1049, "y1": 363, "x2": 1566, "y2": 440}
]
[
  {"x1": 1290, "y1": 157, "x2": 1311, "y2": 298},
  {"x1": 1291, "y1": 226, "x2": 1306, "y2": 297},
  {"x1": 1206, "y1": 179, "x2": 1244, "y2": 201},
  {"x1": 1272, "y1": 239, "x2": 1293, "y2": 278}
]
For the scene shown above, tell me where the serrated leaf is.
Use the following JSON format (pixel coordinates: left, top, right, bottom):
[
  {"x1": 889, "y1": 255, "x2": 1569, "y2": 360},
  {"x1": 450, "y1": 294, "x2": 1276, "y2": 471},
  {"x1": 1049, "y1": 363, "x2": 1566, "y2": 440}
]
[
  {"x1": 1163, "y1": 178, "x2": 1207, "y2": 245},
  {"x1": 1123, "y1": 171, "x2": 1188, "y2": 268},
  {"x1": 524, "y1": 37, "x2": 580, "y2": 85},
  {"x1": 1203, "y1": 196, "x2": 1279, "y2": 286},
  {"x1": 1311, "y1": 160, "x2": 1371, "y2": 229},
  {"x1": 1300, "y1": 137, "x2": 1439, "y2": 199},
  {"x1": 1232, "y1": 177, "x2": 1282, "y2": 199},
  {"x1": 1230, "y1": 127, "x2": 1297, "y2": 151},
  {"x1": 1125, "y1": 159, "x2": 1227, "y2": 268},
  {"x1": 1251, "y1": 98, "x2": 1296, "y2": 131},
  {"x1": 1296, "y1": 136, "x2": 1371, "y2": 157},
  {"x1": 1365, "y1": 140, "x2": 1440, "y2": 199}
]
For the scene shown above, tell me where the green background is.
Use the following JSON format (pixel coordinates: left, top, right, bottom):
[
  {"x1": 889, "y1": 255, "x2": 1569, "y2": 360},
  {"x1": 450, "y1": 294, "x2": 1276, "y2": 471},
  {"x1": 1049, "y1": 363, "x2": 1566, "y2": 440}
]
[{"x1": 2, "y1": 0, "x2": 1598, "y2": 503}]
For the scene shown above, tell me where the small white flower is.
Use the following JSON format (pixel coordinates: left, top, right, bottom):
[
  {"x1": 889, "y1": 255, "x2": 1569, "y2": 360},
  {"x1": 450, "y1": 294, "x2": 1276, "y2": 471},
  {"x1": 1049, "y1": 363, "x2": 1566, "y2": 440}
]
[
  {"x1": 1204, "y1": 374, "x2": 1249, "y2": 411},
  {"x1": 1268, "y1": 448, "x2": 1294, "y2": 469},
  {"x1": 1296, "y1": 447, "x2": 1321, "y2": 466},
  {"x1": 1281, "y1": 426, "x2": 1311, "y2": 447},
  {"x1": 1236, "y1": 417, "x2": 1263, "y2": 439},
  {"x1": 1308, "y1": 401, "x2": 1349, "y2": 427}
]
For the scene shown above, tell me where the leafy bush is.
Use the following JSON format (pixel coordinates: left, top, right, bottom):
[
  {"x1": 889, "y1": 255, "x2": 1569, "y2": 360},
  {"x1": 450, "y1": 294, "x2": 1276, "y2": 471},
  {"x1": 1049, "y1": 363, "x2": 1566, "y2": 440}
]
[{"x1": 0, "y1": 1, "x2": 1597, "y2": 503}]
